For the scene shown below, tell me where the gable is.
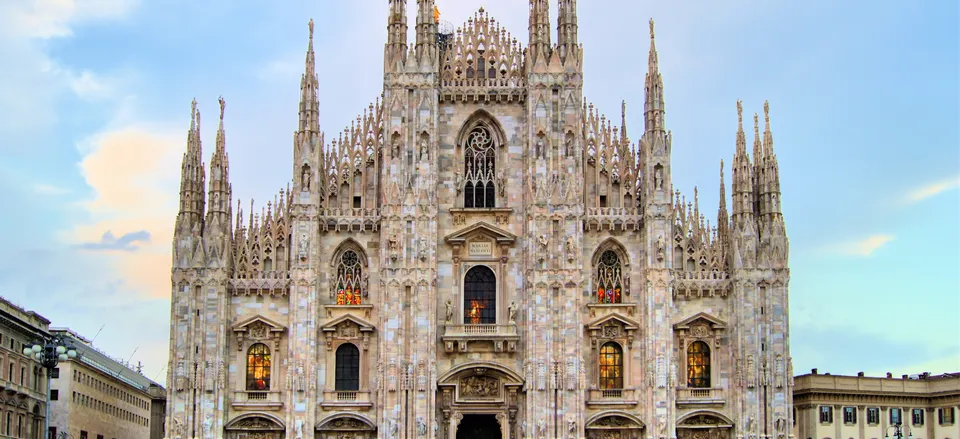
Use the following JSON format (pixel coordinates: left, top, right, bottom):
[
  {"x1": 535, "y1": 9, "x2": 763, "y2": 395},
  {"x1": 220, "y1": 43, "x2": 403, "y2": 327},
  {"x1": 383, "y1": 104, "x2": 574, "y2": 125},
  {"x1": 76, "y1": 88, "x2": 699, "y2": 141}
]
[
  {"x1": 673, "y1": 312, "x2": 727, "y2": 331},
  {"x1": 444, "y1": 221, "x2": 517, "y2": 245},
  {"x1": 585, "y1": 312, "x2": 640, "y2": 332},
  {"x1": 320, "y1": 314, "x2": 376, "y2": 334},
  {"x1": 232, "y1": 315, "x2": 287, "y2": 334}
]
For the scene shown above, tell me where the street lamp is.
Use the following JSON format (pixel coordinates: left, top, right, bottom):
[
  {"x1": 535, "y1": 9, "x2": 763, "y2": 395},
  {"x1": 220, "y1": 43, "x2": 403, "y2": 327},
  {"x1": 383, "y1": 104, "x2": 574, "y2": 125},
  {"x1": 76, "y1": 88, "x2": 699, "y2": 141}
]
[
  {"x1": 884, "y1": 422, "x2": 914, "y2": 439},
  {"x1": 24, "y1": 336, "x2": 79, "y2": 439}
]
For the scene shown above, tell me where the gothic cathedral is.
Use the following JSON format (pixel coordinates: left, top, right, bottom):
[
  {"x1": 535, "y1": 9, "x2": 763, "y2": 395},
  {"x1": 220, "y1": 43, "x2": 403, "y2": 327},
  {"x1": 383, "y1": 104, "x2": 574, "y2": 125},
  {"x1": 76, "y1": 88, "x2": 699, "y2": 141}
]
[{"x1": 165, "y1": 2, "x2": 793, "y2": 439}]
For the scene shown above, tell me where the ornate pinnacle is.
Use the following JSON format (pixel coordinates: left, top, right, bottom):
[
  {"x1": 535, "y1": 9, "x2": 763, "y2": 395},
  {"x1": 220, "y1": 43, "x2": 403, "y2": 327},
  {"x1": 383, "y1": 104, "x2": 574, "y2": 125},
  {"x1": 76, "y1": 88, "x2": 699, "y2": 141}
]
[
  {"x1": 218, "y1": 95, "x2": 225, "y2": 121},
  {"x1": 649, "y1": 18, "x2": 655, "y2": 40},
  {"x1": 308, "y1": 18, "x2": 315, "y2": 40},
  {"x1": 764, "y1": 100, "x2": 770, "y2": 125},
  {"x1": 736, "y1": 100, "x2": 743, "y2": 127}
]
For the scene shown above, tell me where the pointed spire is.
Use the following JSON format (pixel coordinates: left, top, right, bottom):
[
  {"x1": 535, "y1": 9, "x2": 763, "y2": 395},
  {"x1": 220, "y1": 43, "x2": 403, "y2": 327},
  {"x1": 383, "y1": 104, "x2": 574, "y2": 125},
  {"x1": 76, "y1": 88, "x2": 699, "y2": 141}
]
[
  {"x1": 208, "y1": 95, "x2": 231, "y2": 222},
  {"x1": 763, "y1": 100, "x2": 775, "y2": 158},
  {"x1": 415, "y1": 0, "x2": 437, "y2": 63},
  {"x1": 386, "y1": 0, "x2": 408, "y2": 68},
  {"x1": 620, "y1": 100, "x2": 628, "y2": 144},
  {"x1": 752, "y1": 112, "x2": 763, "y2": 167},
  {"x1": 178, "y1": 98, "x2": 205, "y2": 227},
  {"x1": 644, "y1": 19, "x2": 666, "y2": 135},
  {"x1": 732, "y1": 100, "x2": 753, "y2": 220},
  {"x1": 528, "y1": 0, "x2": 552, "y2": 64},
  {"x1": 299, "y1": 19, "x2": 320, "y2": 134},
  {"x1": 718, "y1": 159, "x2": 729, "y2": 239},
  {"x1": 762, "y1": 100, "x2": 781, "y2": 216},
  {"x1": 557, "y1": 0, "x2": 578, "y2": 63}
]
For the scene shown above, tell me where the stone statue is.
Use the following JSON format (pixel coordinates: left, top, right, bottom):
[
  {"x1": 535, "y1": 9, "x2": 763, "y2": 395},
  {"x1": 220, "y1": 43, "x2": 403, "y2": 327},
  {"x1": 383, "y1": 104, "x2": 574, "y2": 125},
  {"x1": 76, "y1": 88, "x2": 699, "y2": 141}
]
[
  {"x1": 656, "y1": 234, "x2": 665, "y2": 261},
  {"x1": 537, "y1": 419, "x2": 546, "y2": 437},
  {"x1": 301, "y1": 166, "x2": 311, "y2": 191},
  {"x1": 537, "y1": 234, "x2": 548, "y2": 259},
  {"x1": 419, "y1": 137, "x2": 428, "y2": 160},
  {"x1": 444, "y1": 299, "x2": 454, "y2": 323},
  {"x1": 361, "y1": 271, "x2": 369, "y2": 297},
  {"x1": 417, "y1": 417, "x2": 427, "y2": 437},
  {"x1": 295, "y1": 419, "x2": 304, "y2": 439},
  {"x1": 418, "y1": 237, "x2": 428, "y2": 261},
  {"x1": 508, "y1": 301, "x2": 517, "y2": 323},
  {"x1": 388, "y1": 233, "x2": 400, "y2": 261},
  {"x1": 535, "y1": 137, "x2": 544, "y2": 158},
  {"x1": 202, "y1": 414, "x2": 213, "y2": 439},
  {"x1": 298, "y1": 233, "x2": 309, "y2": 262},
  {"x1": 496, "y1": 167, "x2": 506, "y2": 197},
  {"x1": 655, "y1": 167, "x2": 664, "y2": 189},
  {"x1": 454, "y1": 171, "x2": 464, "y2": 194},
  {"x1": 565, "y1": 236, "x2": 576, "y2": 262},
  {"x1": 388, "y1": 419, "x2": 399, "y2": 439}
]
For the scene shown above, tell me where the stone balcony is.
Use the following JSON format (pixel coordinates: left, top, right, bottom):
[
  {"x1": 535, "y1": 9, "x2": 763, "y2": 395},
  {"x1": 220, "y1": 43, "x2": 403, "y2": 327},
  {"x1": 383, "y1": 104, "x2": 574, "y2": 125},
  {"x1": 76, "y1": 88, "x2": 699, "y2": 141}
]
[
  {"x1": 585, "y1": 388, "x2": 640, "y2": 407},
  {"x1": 320, "y1": 390, "x2": 374, "y2": 410},
  {"x1": 441, "y1": 324, "x2": 519, "y2": 354},
  {"x1": 676, "y1": 387, "x2": 726, "y2": 407},
  {"x1": 231, "y1": 390, "x2": 283, "y2": 411}
]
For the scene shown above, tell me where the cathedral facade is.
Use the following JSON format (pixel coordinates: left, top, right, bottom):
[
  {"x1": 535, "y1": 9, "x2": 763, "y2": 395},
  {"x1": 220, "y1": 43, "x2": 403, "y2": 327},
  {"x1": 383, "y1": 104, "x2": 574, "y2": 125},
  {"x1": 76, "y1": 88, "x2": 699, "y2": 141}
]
[{"x1": 165, "y1": 2, "x2": 793, "y2": 439}]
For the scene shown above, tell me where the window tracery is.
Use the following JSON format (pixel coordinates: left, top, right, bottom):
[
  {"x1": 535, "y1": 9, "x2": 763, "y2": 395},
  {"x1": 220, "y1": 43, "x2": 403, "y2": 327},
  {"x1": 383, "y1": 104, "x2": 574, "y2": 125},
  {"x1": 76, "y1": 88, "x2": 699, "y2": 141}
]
[
  {"x1": 335, "y1": 249, "x2": 364, "y2": 305},
  {"x1": 463, "y1": 125, "x2": 496, "y2": 208},
  {"x1": 598, "y1": 342, "x2": 623, "y2": 389},
  {"x1": 463, "y1": 266, "x2": 496, "y2": 324},
  {"x1": 246, "y1": 343, "x2": 271, "y2": 391},
  {"x1": 686, "y1": 341, "x2": 711, "y2": 388},
  {"x1": 595, "y1": 250, "x2": 624, "y2": 304}
]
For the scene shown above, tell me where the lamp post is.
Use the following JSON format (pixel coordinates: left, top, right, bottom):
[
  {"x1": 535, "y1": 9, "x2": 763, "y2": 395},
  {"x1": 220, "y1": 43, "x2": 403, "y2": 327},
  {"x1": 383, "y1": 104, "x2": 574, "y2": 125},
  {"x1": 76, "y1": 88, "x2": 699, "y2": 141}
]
[
  {"x1": 23, "y1": 336, "x2": 78, "y2": 439},
  {"x1": 884, "y1": 422, "x2": 913, "y2": 439}
]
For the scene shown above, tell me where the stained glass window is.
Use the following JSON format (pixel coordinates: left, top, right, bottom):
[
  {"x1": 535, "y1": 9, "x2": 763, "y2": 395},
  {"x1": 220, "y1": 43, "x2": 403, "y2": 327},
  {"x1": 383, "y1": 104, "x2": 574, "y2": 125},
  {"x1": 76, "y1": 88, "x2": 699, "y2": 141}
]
[
  {"x1": 463, "y1": 266, "x2": 496, "y2": 324},
  {"x1": 686, "y1": 341, "x2": 711, "y2": 388},
  {"x1": 246, "y1": 343, "x2": 271, "y2": 391},
  {"x1": 335, "y1": 250, "x2": 364, "y2": 305},
  {"x1": 464, "y1": 126, "x2": 496, "y2": 208},
  {"x1": 595, "y1": 250, "x2": 624, "y2": 304},
  {"x1": 598, "y1": 342, "x2": 623, "y2": 389},
  {"x1": 335, "y1": 343, "x2": 360, "y2": 391}
]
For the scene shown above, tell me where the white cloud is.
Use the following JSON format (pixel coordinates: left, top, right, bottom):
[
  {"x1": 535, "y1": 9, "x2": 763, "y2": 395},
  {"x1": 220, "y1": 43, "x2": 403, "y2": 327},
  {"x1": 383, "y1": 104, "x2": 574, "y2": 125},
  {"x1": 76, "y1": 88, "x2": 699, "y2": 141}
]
[
  {"x1": 33, "y1": 183, "x2": 71, "y2": 195},
  {"x1": 835, "y1": 234, "x2": 895, "y2": 257},
  {"x1": 907, "y1": 175, "x2": 960, "y2": 204}
]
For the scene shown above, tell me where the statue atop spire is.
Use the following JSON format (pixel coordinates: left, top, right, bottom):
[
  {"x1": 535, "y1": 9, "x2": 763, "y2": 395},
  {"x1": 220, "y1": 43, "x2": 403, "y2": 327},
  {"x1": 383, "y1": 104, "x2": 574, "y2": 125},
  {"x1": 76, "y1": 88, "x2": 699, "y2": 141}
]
[
  {"x1": 309, "y1": 18, "x2": 314, "y2": 41},
  {"x1": 737, "y1": 100, "x2": 743, "y2": 127},
  {"x1": 219, "y1": 95, "x2": 225, "y2": 122}
]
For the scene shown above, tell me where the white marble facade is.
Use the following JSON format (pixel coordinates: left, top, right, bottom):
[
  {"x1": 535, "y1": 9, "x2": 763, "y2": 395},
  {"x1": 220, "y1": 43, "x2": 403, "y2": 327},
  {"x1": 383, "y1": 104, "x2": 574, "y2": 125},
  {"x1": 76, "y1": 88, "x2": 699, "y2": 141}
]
[{"x1": 165, "y1": 2, "x2": 793, "y2": 439}]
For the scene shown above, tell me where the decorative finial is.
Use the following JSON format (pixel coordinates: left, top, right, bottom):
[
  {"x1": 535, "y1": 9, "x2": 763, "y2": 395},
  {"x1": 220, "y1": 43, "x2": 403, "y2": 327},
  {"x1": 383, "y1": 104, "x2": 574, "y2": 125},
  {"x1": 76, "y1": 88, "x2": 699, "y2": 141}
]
[
  {"x1": 720, "y1": 159, "x2": 725, "y2": 177},
  {"x1": 754, "y1": 113, "x2": 760, "y2": 135},
  {"x1": 308, "y1": 18, "x2": 314, "y2": 40},
  {"x1": 736, "y1": 100, "x2": 743, "y2": 126},
  {"x1": 218, "y1": 95, "x2": 225, "y2": 121},
  {"x1": 649, "y1": 19, "x2": 655, "y2": 40},
  {"x1": 763, "y1": 100, "x2": 770, "y2": 126}
]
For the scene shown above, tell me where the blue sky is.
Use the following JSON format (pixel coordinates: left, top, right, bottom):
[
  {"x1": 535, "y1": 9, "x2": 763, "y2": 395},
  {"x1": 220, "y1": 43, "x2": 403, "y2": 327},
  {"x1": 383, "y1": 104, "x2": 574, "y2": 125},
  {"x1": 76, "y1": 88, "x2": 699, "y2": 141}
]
[{"x1": 0, "y1": 0, "x2": 956, "y2": 382}]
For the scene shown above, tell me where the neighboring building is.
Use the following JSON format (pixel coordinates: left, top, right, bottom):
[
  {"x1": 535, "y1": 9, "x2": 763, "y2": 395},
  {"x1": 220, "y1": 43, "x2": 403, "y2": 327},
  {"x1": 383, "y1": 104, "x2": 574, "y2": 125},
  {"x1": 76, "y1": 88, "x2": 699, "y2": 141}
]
[
  {"x1": 48, "y1": 328, "x2": 166, "y2": 439},
  {"x1": 166, "y1": 2, "x2": 793, "y2": 439},
  {"x1": 793, "y1": 370, "x2": 960, "y2": 439},
  {"x1": 0, "y1": 296, "x2": 51, "y2": 439}
]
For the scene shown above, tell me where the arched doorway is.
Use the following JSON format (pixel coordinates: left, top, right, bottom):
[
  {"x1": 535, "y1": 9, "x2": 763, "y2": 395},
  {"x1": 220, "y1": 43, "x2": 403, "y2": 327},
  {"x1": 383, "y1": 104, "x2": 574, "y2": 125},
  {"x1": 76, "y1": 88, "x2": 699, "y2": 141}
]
[
  {"x1": 585, "y1": 412, "x2": 645, "y2": 439},
  {"x1": 224, "y1": 414, "x2": 286, "y2": 439},
  {"x1": 456, "y1": 414, "x2": 501, "y2": 439}
]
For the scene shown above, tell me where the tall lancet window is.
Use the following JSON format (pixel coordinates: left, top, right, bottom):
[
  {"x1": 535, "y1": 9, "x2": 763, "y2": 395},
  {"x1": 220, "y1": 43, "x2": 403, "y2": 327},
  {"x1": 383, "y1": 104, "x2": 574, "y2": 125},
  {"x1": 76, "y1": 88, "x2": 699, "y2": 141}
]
[
  {"x1": 464, "y1": 125, "x2": 496, "y2": 208},
  {"x1": 686, "y1": 341, "x2": 711, "y2": 388},
  {"x1": 335, "y1": 250, "x2": 364, "y2": 305},
  {"x1": 595, "y1": 250, "x2": 624, "y2": 304},
  {"x1": 246, "y1": 343, "x2": 272, "y2": 391}
]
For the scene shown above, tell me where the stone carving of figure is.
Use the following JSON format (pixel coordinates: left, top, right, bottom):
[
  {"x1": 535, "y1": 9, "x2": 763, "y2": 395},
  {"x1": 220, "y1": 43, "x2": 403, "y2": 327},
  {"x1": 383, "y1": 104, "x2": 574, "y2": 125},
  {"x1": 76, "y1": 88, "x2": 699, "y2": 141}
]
[
  {"x1": 536, "y1": 234, "x2": 548, "y2": 261},
  {"x1": 565, "y1": 236, "x2": 576, "y2": 262},
  {"x1": 535, "y1": 137, "x2": 544, "y2": 159},
  {"x1": 537, "y1": 419, "x2": 547, "y2": 438},
  {"x1": 202, "y1": 414, "x2": 213, "y2": 439},
  {"x1": 417, "y1": 417, "x2": 427, "y2": 437},
  {"x1": 747, "y1": 416, "x2": 754, "y2": 432},
  {"x1": 175, "y1": 361, "x2": 186, "y2": 392},
  {"x1": 301, "y1": 166, "x2": 311, "y2": 191},
  {"x1": 419, "y1": 137, "x2": 428, "y2": 160},
  {"x1": 775, "y1": 355, "x2": 785, "y2": 388},
  {"x1": 392, "y1": 137, "x2": 401, "y2": 157},
  {"x1": 658, "y1": 414, "x2": 667, "y2": 436},
  {"x1": 656, "y1": 234, "x2": 665, "y2": 261},
  {"x1": 444, "y1": 299, "x2": 454, "y2": 323},
  {"x1": 496, "y1": 167, "x2": 506, "y2": 197},
  {"x1": 520, "y1": 421, "x2": 527, "y2": 437},
  {"x1": 388, "y1": 419, "x2": 399, "y2": 439},
  {"x1": 388, "y1": 233, "x2": 400, "y2": 261},
  {"x1": 454, "y1": 171, "x2": 464, "y2": 194},
  {"x1": 298, "y1": 233, "x2": 309, "y2": 262},
  {"x1": 656, "y1": 354, "x2": 666, "y2": 388},
  {"x1": 567, "y1": 417, "x2": 577, "y2": 433},
  {"x1": 295, "y1": 361, "x2": 305, "y2": 392},
  {"x1": 361, "y1": 271, "x2": 369, "y2": 297},
  {"x1": 417, "y1": 237, "x2": 428, "y2": 261},
  {"x1": 508, "y1": 301, "x2": 517, "y2": 323},
  {"x1": 565, "y1": 135, "x2": 573, "y2": 157},
  {"x1": 295, "y1": 419, "x2": 304, "y2": 439},
  {"x1": 655, "y1": 166, "x2": 664, "y2": 190},
  {"x1": 775, "y1": 417, "x2": 785, "y2": 433}
]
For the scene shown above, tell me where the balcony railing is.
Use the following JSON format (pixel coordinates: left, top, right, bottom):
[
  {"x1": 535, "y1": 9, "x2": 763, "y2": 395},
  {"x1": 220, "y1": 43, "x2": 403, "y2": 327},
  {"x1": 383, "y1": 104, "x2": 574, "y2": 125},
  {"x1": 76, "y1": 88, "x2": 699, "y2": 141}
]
[
  {"x1": 231, "y1": 390, "x2": 283, "y2": 411},
  {"x1": 442, "y1": 324, "x2": 520, "y2": 353},
  {"x1": 676, "y1": 387, "x2": 726, "y2": 406},
  {"x1": 586, "y1": 388, "x2": 638, "y2": 407},
  {"x1": 321, "y1": 390, "x2": 373, "y2": 410}
]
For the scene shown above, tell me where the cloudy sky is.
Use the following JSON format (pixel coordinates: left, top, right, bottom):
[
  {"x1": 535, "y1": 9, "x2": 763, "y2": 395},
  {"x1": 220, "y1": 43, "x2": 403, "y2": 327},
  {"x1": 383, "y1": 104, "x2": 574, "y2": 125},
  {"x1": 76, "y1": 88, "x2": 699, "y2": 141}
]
[{"x1": 0, "y1": 0, "x2": 956, "y2": 383}]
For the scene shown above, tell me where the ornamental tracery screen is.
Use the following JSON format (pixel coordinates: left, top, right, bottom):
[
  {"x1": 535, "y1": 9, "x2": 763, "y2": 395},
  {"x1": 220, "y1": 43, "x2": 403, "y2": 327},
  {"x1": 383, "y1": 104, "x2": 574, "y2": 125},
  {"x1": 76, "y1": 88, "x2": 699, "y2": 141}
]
[
  {"x1": 335, "y1": 249, "x2": 364, "y2": 305},
  {"x1": 246, "y1": 343, "x2": 271, "y2": 391},
  {"x1": 463, "y1": 125, "x2": 496, "y2": 208},
  {"x1": 596, "y1": 250, "x2": 624, "y2": 304}
]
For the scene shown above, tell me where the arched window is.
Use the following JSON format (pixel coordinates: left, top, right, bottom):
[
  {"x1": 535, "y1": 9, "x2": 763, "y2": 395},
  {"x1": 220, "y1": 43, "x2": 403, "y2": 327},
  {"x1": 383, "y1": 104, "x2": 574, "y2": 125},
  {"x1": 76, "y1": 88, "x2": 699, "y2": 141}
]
[
  {"x1": 464, "y1": 125, "x2": 496, "y2": 208},
  {"x1": 335, "y1": 249, "x2": 364, "y2": 305},
  {"x1": 595, "y1": 250, "x2": 624, "y2": 304},
  {"x1": 687, "y1": 341, "x2": 711, "y2": 388},
  {"x1": 463, "y1": 266, "x2": 496, "y2": 324},
  {"x1": 598, "y1": 342, "x2": 623, "y2": 389},
  {"x1": 335, "y1": 343, "x2": 361, "y2": 391},
  {"x1": 246, "y1": 343, "x2": 271, "y2": 391}
]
